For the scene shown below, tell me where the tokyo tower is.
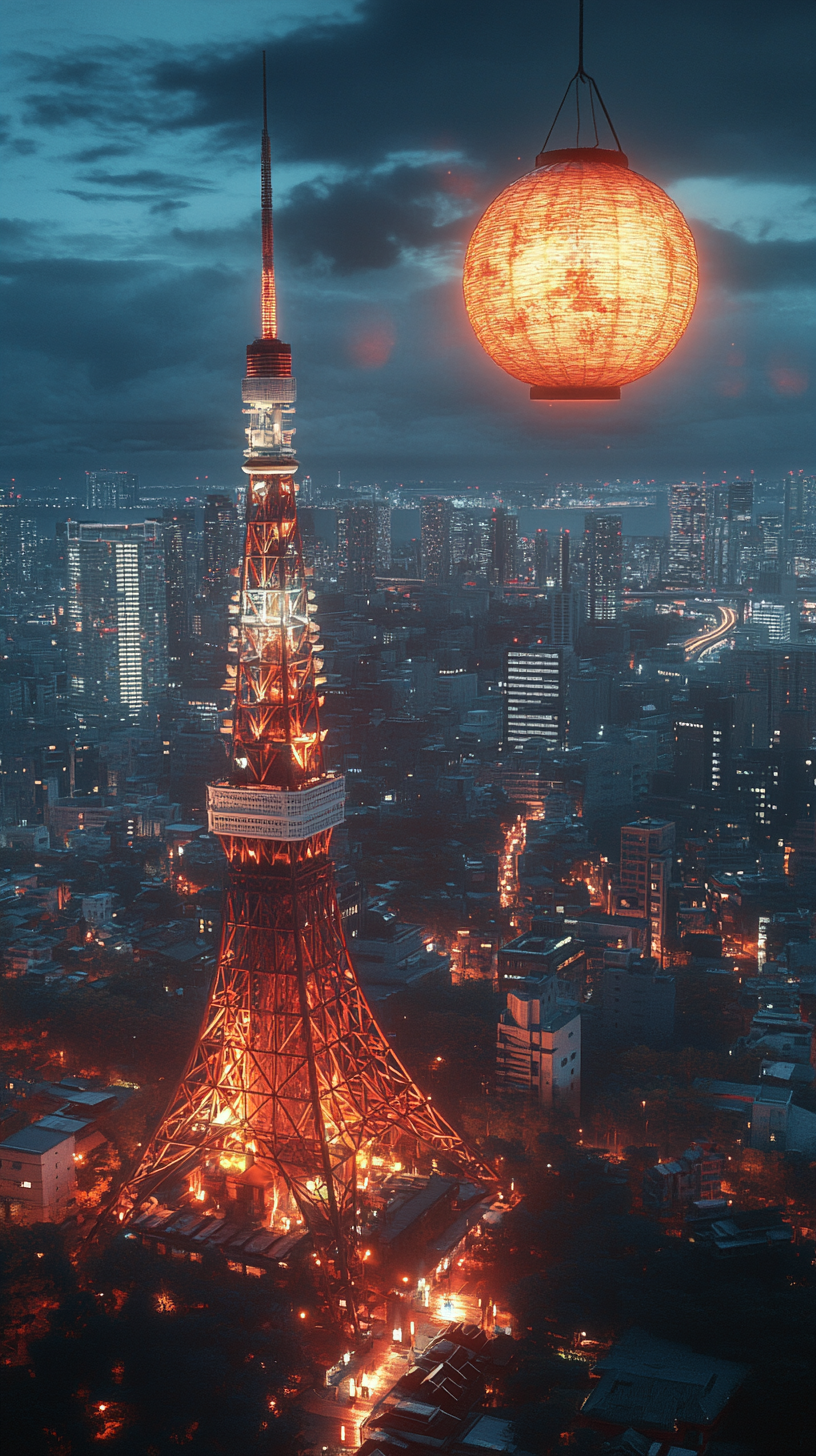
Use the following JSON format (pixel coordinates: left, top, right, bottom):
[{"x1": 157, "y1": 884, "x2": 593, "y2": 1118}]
[{"x1": 115, "y1": 58, "x2": 493, "y2": 1313}]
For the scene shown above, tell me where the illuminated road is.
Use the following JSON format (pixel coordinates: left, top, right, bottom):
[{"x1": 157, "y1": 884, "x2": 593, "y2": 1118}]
[{"x1": 683, "y1": 604, "x2": 738, "y2": 661}]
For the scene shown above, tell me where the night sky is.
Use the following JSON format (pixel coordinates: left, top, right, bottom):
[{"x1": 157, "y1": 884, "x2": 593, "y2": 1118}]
[{"x1": 2, "y1": 0, "x2": 814, "y2": 492}]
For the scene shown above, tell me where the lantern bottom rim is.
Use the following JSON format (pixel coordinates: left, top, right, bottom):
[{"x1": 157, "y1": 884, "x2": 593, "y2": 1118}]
[
  {"x1": 530, "y1": 385, "x2": 621, "y2": 401},
  {"x1": 535, "y1": 146, "x2": 629, "y2": 169}
]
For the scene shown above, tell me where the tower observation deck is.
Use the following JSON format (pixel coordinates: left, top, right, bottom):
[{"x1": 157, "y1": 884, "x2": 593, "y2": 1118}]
[{"x1": 112, "y1": 56, "x2": 494, "y2": 1326}]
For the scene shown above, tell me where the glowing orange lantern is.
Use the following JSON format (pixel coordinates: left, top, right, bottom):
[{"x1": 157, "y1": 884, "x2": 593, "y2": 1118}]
[
  {"x1": 463, "y1": 1, "x2": 698, "y2": 400},
  {"x1": 463, "y1": 146, "x2": 697, "y2": 400}
]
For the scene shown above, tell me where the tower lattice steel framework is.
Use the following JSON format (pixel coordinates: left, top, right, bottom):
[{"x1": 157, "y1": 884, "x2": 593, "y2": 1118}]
[{"x1": 115, "y1": 59, "x2": 494, "y2": 1309}]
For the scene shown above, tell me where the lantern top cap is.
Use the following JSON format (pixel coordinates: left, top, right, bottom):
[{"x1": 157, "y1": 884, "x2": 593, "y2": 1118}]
[{"x1": 535, "y1": 146, "x2": 629, "y2": 170}]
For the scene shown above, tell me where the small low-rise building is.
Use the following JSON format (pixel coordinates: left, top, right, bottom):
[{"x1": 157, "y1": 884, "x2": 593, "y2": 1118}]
[
  {"x1": 81, "y1": 891, "x2": 113, "y2": 927},
  {"x1": 642, "y1": 1142, "x2": 725, "y2": 1215},
  {"x1": 0, "y1": 1121, "x2": 77, "y2": 1223},
  {"x1": 579, "y1": 1328, "x2": 748, "y2": 1451}
]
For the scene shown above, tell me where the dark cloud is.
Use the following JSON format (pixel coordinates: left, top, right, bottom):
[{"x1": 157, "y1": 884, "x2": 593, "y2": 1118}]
[
  {"x1": 280, "y1": 164, "x2": 472, "y2": 273},
  {"x1": 77, "y1": 168, "x2": 212, "y2": 192},
  {"x1": 2, "y1": 0, "x2": 815, "y2": 483},
  {"x1": 18, "y1": 2, "x2": 816, "y2": 183},
  {"x1": 694, "y1": 223, "x2": 816, "y2": 293},
  {"x1": 70, "y1": 143, "x2": 136, "y2": 162}
]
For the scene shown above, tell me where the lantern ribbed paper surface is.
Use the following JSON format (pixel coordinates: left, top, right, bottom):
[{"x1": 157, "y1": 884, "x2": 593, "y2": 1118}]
[{"x1": 463, "y1": 154, "x2": 698, "y2": 396}]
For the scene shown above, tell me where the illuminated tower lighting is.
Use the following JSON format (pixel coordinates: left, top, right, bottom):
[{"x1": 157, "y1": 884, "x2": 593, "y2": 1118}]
[{"x1": 112, "y1": 57, "x2": 493, "y2": 1323}]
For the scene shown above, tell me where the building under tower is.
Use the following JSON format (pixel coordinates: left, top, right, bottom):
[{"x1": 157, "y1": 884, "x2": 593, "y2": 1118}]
[{"x1": 110, "y1": 62, "x2": 493, "y2": 1327}]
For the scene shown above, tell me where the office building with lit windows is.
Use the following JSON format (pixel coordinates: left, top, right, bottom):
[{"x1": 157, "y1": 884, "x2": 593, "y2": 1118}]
[
  {"x1": 420, "y1": 497, "x2": 451, "y2": 581},
  {"x1": 751, "y1": 599, "x2": 792, "y2": 643},
  {"x1": 66, "y1": 521, "x2": 168, "y2": 727},
  {"x1": 673, "y1": 690, "x2": 736, "y2": 797},
  {"x1": 344, "y1": 502, "x2": 391, "y2": 590},
  {"x1": 667, "y1": 482, "x2": 707, "y2": 588},
  {"x1": 85, "y1": 470, "x2": 139, "y2": 511},
  {"x1": 504, "y1": 645, "x2": 569, "y2": 750},
  {"x1": 490, "y1": 507, "x2": 518, "y2": 586},
  {"x1": 585, "y1": 513, "x2": 622, "y2": 622},
  {"x1": 614, "y1": 819, "x2": 675, "y2": 958}
]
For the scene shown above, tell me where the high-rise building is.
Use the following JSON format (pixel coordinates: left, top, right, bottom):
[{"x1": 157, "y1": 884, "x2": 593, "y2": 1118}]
[
  {"x1": 66, "y1": 520, "x2": 168, "y2": 726},
  {"x1": 420, "y1": 497, "x2": 451, "y2": 581},
  {"x1": 0, "y1": 488, "x2": 20, "y2": 593},
  {"x1": 490, "y1": 507, "x2": 517, "y2": 586},
  {"x1": 345, "y1": 503, "x2": 378, "y2": 589},
  {"x1": 726, "y1": 479, "x2": 754, "y2": 585},
  {"x1": 558, "y1": 528, "x2": 571, "y2": 590},
  {"x1": 616, "y1": 819, "x2": 675, "y2": 958},
  {"x1": 584, "y1": 513, "x2": 622, "y2": 622},
  {"x1": 504, "y1": 644, "x2": 569, "y2": 750},
  {"x1": 85, "y1": 471, "x2": 139, "y2": 510},
  {"x1": 534, "y1": 528, "x2": 548, "y2": 586},
  {"x1": 673, "y1": 690, "x2": 736, "y2": 796},
  {"x1": 451, "y1": 508, "x2": 489, "y2": 576},
  {"x1": 162, "y1": 507, "x2": 196, "y2": 670},
  {"x1": 667, "y1": 482, "x2": 707, "y2": 588},
  {"x1": 545, "y1": 588, "x2": 582, "y2": 647},
  {"x1": 203, "y1": 493, "x2": 240, "y2": 604},
  {"x1": 375, "y1": 501, "x2": 391, "y2": 575},
  {"x1": 116, "y1": 75, "x2": 492, "y2": 1314}
]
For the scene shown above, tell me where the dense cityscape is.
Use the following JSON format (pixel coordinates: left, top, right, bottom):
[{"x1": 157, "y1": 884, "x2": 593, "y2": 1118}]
[
  {"x1": 1, "y1": 1, "x2": 814, "y2": 1454},
  {"x1": 3, "y1": 457, "x2": 815, "y2": 1451}
]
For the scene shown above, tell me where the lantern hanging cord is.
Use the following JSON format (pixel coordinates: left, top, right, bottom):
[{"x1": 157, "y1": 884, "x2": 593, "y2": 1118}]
[{"x1": 540, "y1": 0, "x2": 624, "y2": 155}]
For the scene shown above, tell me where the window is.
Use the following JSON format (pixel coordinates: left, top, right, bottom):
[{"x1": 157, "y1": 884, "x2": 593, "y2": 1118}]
[
  {"x1": 12, "y1": 1161, "x2": 21, "y2": 1170},
  {"x1": 560, "y1": 1058, "x2": 567, "y2": 1067},
  {"x1": 570, "y1": 1052, "x2": 576, "y2": 1061},
  {"x1": 21, "y1": 1180, "x2": 32, "y2": 1188}
]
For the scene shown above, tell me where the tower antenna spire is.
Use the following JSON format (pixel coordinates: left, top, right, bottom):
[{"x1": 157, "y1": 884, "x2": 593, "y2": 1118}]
[{"x1": 261, "y1": 50, "x2": 276, "y2": 339}]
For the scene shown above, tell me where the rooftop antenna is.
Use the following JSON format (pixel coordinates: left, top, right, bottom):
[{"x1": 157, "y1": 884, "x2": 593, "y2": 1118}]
[{"x1": 260, "y1": 51, "x2": 276, "y2": 339}]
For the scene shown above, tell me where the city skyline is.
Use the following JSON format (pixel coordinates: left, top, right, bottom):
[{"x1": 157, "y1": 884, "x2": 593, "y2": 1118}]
[{"x1": 2, "y1": 0, "x2": 814, "y2": 491}]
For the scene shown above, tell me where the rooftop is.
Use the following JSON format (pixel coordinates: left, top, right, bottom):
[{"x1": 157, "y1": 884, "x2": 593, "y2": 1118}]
[
  {"x1": 0, "y1": 1121, "x2": 75, "y2": 1154},
  {"x1": 582, "y1": 1328, "x2": 748, "y2": 1433}
]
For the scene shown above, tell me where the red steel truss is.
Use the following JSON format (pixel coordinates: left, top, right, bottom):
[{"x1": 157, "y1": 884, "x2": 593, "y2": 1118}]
[{"x1": 114, "y1": 71, "x2": 494, "y2": 1310}]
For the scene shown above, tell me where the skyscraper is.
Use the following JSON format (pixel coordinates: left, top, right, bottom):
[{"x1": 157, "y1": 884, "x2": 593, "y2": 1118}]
[
  {"x1": 451, "y1": 508, "x2": 489, "y2": 576},
  {"x1": 66, "y1": 521, "x2": 168, "y2": 726},
  {"x1": 0, "y1": 489, "x2": 19, "y2": 594},
  {"x1": 345, "y1": 503, "x2": 377, "y2": 589},
  {"x1": 585, "y1": 513, "x2": 622, "y2": 622},
  {"x1": 667, "y1": 482, "x2": 707, "y2": 588},
  {"x1": 375, "y1": 501, "x2": 391, "y2": 575},
  {"x1": 726, "y1": 479, "x2": 754, "y2": 585},
  {"x1": 490, "y1": 507, "x2": 517, "y2": 586},
  {"x1": 504, "y1": 645, "x2": 569, "y2": 750},
  {"x1": 534, "y1": 528, "x2": 548, "y2": 586},
  {"x1": 162, "y1": 507, "x2": 196, "y2": 673},
  {"x1": 420, "y1": 497, "x2": 452, "y2": 581},
  {"x1": 85, "y1": 471, "x2": 139, "y2": 510},
  {"x1": 203, "y1": 493, "x2": 240, "y2": 604}
]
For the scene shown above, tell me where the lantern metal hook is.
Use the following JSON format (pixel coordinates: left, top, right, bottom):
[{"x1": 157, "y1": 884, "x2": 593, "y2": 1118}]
[{"x1": 540, "y1": 0, "x2": 625, "y2": 157}]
